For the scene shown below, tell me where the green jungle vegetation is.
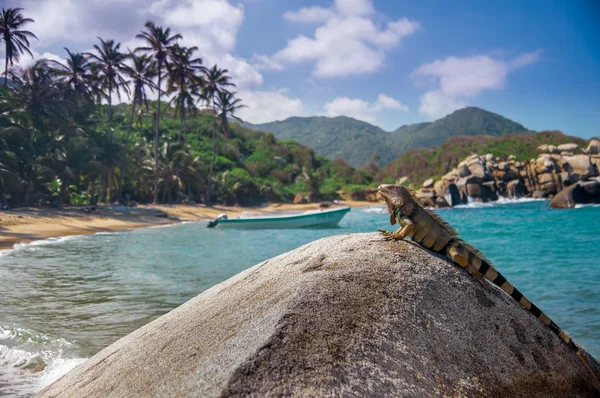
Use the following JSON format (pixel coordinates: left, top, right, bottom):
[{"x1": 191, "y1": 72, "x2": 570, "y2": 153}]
[
  {"x1": 0, "y1": 7, "x2": 374, "y2": 208},
  {"x1": 376, "y1": 130, "x2": 589, "y2": 186},
  {"x1": 247, "y1": 107, "x2": 532, "y2": 168}
]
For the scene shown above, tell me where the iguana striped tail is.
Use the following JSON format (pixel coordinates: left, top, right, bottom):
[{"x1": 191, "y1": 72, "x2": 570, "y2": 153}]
[{"x1": 453, "y1": 241, "x2": 574, "y2": 346}]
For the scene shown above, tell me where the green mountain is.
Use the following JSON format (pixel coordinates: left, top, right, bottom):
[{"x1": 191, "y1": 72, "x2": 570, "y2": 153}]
[
  {"x1": 245, "y1": 116, "x2": 392, "y2": 167},
  {"x1": 246, "y1": 107, "x2": 533, "y2": 168}
]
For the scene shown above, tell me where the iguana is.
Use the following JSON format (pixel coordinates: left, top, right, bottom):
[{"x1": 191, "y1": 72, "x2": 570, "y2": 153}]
[{"x1": 377, "y1": 183, "x2": 598, "y2": 382}]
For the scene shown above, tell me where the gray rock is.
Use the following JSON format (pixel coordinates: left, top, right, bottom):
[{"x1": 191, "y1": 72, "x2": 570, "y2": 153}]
[
  {"x1": 563, "y1": 155, "x2": 597, "y2": 181},
  {"x1": 550, "y1": 180, "x2": 599, "y2": 208},
  {"x1": 38, "y1": 234, "x2": 599, "y2": 398},
  {"x1": 506, "y1": 179, "x2": 527, "y2": 198},
  {"x1": 583, "y1": 139, "x2": 600, "y2": 155},
  {"x1": 457, "y1": 163, "x2": 471, "y2": 178},
  {"x1": 558, "y1": 143, "x2": 579, "y2": 152}
]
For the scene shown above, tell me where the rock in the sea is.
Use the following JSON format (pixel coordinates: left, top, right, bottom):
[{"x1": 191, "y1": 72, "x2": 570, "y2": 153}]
[
  {"x1": 38, "y1": 234, "x2": 599, "y2": 398},
  {"x1": 583, "y1": 139, "x2": 600, "y2": 155},
  {"x1": 550, "y1": 179, "x2": 600, "y2": 208},
  {"x1": 506, "y1": 179, "x2": 528, "y2": 198},
  {"x1": 557, "y1": 143, "x2": 579, "y2": 152},
  {"x1": 563, "y1": 154, "x2": 597, "y2": 181}
]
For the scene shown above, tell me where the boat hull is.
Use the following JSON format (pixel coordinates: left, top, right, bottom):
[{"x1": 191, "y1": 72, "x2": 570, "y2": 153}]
[{"x1": 216, "y1": 207, "x2": 351, "y2": 229}]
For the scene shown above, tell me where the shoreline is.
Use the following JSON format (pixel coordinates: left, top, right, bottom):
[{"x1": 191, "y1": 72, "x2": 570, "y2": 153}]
[{"x1": 0, "y1": 201, "x2": 377, "y2": 251}]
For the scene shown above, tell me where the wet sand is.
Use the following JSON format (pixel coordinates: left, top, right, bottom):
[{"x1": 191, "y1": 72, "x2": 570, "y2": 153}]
[{"x1": 0, "y1": 201, "x2": 377, "y2": 250}]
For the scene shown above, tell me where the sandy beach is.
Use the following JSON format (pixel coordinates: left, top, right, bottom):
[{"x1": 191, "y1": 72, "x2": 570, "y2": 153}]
[{"x1": 0, "y1": 201, "x2": 377, "y2": 250}]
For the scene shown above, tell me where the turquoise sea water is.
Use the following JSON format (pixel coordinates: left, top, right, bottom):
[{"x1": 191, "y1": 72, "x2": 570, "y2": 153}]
[{"x1": 1, "y1": 200, "x2": 599, "y2": 396}]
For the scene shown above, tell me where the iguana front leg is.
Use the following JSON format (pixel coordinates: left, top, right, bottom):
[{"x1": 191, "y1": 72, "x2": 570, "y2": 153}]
[{"x1": 379, "y1": 217, "x2": 414, "y2": 241}]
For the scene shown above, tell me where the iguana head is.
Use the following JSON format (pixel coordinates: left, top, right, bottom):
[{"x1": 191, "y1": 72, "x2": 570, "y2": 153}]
[{"x1": 378, "y1": 184, "x2": 415, "y2": 225}]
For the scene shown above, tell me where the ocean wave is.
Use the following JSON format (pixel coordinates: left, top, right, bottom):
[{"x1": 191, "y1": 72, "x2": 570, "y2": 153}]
[
  {"x1": 574, "y1": 203, "x2": 600, "y2": 208},
  {"x1": 451, "y1": 196, "x2": 548, "y2": 209},
  {"x1": 12, "y1": 235, "x2": 82, "y2": 251},
  {"x1": 360, "y1": 206, "x2": 386, "y2": 214},
  {"x1": 145, "y1": 221, "x2": 194, "y2": 229},
  {"x1": 0, "y1": 325, "x2": 87, "y2": 393}
]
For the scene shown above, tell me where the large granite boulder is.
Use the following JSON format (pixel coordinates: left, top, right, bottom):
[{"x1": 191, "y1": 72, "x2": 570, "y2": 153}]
[
  {"x1": 38, "y1": 234, "x2": 599, "y2": 397},
  {"x1": 583, "y1": 139, "x2": 600, "y2": 155},
  {"x1": 550, "y1": 179, "x2": 600, "y2": 208},
  {"x1": 562, "y1": 155, "x2": 597, "y2": 181},
  {"x1": 506, "y1": 179, "x2": 528, "y2": 198},
  {"x1": 558, "y1": 143, "x2": 579, "y2": 152}
]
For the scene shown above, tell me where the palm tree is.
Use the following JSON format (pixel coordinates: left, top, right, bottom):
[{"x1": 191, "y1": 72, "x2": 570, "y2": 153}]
[
  {"x1": 166, "y1": 44, "x2": 205, "y2": 142},
  {"x1": 10, "y1": 60, "x2": 65, "y2": 132},
  {"x1": 214, "y1": 90, "x2": 245, "y2": 140},
  {"x1": 150, "y1": 139, "x2": 200, "y2": 203},
  {"x1": 86, "y1": 38, "x2": 129, "y2": 129},
  {"x1": 118, "y1": 50, "x2": 158, "y2": 200},
  {"x1": 0, "y1": 7, "x2": 37, "y2": 86},
  {"x1": 135, "y1": 21, "x2": 181, "y2": 204},
  {"x1": 299, "y1": 167, "x2": 322, "y2": 203},
  {"x1": 50, "y1": 48, "x2": 95, "y2": 102},
  {"x1": 202, "y1": 65, "x2": 234, "y2": 206}
]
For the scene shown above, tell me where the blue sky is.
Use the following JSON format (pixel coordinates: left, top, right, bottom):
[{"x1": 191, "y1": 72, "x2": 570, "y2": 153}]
[{"x1": 1, "y1": 0, "x2": 599, "y2": 137}]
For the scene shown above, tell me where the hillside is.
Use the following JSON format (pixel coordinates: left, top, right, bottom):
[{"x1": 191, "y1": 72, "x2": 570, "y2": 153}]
[
  {"x1": 390, "y1": 107, "x2": 531, "y2": 152},
  {"x1": 245, "y1": 116, "x2": 393, "y2": 167},
  {"x1": 376, "y1": 130, "x2": 588, "y2": 185},
  {"x1": 246, "y1": 107, "x2": 532, "y2": 168}
]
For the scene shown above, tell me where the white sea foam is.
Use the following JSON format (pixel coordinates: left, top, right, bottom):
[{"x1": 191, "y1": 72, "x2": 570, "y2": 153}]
[
  {"x1": 574, "y1": 203, "x2": 600, "y2": 208},
  {"x1": 451, "y1": 196, "x2": 547, "y2": 209},
  {"x1": 0, "y1": 325, "x2": 87, "y2": 394},
  {"x1": 147, "y1": 221, "x2": 192, "y2": 229},
  {"x1": 38, "y1": 357, "x2": 87, "y2": 388},
  {"x1": 12, "y1": 235, "x2": 82, "y2": 251},
  {"x1": 360, "y1": 206, "x2": 386, "y2": 214}
]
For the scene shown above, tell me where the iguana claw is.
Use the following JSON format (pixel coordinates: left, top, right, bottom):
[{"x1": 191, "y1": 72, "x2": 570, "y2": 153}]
[{"x1": 378, "y1": 229, "x2": 404, "y2": 241}]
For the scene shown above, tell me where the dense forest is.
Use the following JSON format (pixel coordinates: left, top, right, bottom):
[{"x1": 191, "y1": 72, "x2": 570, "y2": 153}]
[{"x1": 0, "y1": 7, "x2": 374, "y2": 208}]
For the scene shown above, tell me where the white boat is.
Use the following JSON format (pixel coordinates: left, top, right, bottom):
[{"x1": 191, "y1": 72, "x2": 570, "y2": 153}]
[{"x1": 213, "y1": 207, "x2": 351, "y2": 229}]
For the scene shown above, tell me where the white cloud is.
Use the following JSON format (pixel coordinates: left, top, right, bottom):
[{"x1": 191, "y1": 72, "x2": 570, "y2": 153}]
[
  {"x1": 374, "y1": 94, "x2": 408, "y2": 111},
  {"x1": 509, "y1": 49, "x2": 543, "y2": 70},
  {"x1": 0, "y1": 48, "x2": 65, "y2": 74},
  {"x1": 283, "y1": 6, "x2": 336, "y2": 23},
  {"x1": 157, "y1": 0, "x2": 244, "y2": 56},
  {"x1": 324, "y1": 93, "x2": 407, "y2": 124},
  {"x1": 325, "y1": 97, "x2": 375, "y2": 123},
  {"x1": 251, "y1": 54, "x2": 284, "y2": 71},
  {"x1": 412, "y1": 51, "x2": 542, "y2": 119},
  {"x1": 274, "y1": 0, "x2": 420, "y2": 78},
  {"x1": 237, "y1": 89, "x2": 305, "y2": 123},
  {"x1": 334, "y1": 0, "x2": 374, "y2": 17},
  {"x1": 9, "y1": 0, "x2": 145, "y2": 49}
]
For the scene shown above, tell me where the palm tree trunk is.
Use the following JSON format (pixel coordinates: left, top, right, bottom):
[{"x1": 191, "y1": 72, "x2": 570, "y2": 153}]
[
  {"x1": 118, "y1": 102, "x2": 137, "y2": 201},
  {"x1": 106, "y1": 169, "x2": 113, "y2": 203},
  {"x1": 207, "y1": 110, "x2": 217, "y2": 207},
  {"x1": 4, "y1": 56, "x2": 8, "y2": 86},
  {"x1": 162, "y1": 177, "x2": 169, "y2": 204},
  {"x1": 154, "y1": 71, "x2": 161, "y2": 204},
  {"x1": 179, "y1": 95, "x2": 184, "y2": 142}
]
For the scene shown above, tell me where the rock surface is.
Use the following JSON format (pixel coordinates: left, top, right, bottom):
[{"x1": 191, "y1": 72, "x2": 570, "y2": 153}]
[
  {"x1": 38, "y1": 234, "x2": 599, "y2": 398},
  {"x1": 550, "y1": 179, "x2": 600, "y2": 208}
]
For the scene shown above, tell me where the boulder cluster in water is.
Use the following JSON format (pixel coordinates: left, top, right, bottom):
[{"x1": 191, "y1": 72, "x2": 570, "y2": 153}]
[{"x1": 413, "y1": 139, "x2": 600, "y2": 209}]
